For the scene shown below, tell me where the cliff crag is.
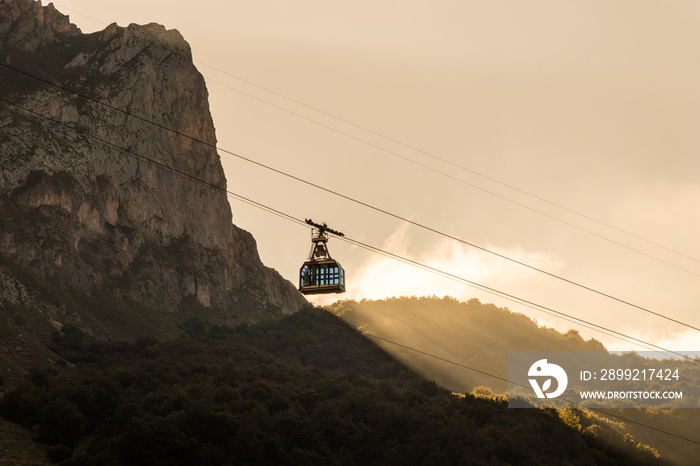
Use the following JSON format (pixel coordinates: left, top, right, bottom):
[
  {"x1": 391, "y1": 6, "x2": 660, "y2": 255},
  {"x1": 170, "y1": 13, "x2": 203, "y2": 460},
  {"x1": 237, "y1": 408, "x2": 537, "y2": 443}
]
[{"x1": 0, "y1": 0, "x2": 306, "y2": 355}]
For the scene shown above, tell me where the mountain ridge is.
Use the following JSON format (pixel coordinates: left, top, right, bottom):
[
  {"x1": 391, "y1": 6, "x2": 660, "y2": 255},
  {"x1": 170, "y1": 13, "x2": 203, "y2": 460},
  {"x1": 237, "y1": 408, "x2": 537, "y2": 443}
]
[{"x1": 0, "y1": 0, "x2": 305, "y2": 358}]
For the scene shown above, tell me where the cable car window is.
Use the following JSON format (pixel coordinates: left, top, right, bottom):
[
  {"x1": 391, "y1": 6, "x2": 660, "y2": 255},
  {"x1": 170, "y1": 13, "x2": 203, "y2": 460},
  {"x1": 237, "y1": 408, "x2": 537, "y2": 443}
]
[{"x1": 298, "y1": 219, "x2": 346, "y2": 295}]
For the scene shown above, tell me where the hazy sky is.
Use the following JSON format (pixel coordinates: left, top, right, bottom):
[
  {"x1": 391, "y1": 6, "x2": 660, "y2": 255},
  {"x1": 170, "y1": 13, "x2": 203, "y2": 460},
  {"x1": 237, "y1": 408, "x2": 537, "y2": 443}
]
[{"x1": 53, "y1": 1, "x2": 700, "y2": 352}]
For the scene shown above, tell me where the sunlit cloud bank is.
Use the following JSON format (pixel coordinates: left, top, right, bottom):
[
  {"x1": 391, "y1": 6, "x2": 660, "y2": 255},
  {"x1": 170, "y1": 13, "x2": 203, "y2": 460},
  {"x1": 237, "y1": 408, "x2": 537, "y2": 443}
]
[
  {"x1": 526, "y1": 312, "x2": 700, "y2": 354},
  {"x1": 308, "y1": 223, "x2": 563, "y2": 307},
  {"x1": 604, "y1": 329, "x2": 700, "y2": 355}
]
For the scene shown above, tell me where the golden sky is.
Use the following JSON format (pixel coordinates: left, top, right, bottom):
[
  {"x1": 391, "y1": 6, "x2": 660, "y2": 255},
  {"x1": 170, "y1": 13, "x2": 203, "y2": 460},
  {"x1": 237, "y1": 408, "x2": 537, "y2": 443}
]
[{"x1": 53, "y1": 1, "x2": 700, "y2": 351}]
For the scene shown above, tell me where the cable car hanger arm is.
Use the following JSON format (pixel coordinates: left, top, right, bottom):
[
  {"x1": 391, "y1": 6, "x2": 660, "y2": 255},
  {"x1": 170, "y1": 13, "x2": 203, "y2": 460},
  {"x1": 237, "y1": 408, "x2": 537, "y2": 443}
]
[{"x1": 305, "y1": 218, "x2": 345, "y2": 237}]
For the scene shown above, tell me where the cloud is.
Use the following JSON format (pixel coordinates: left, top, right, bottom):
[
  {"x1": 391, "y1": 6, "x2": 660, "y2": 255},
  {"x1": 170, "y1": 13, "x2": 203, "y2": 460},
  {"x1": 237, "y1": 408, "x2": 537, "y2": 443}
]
[
  {"x1": 605, "y1": 329, "x2": 700, "y2": 355},
  {"x1": 309, "y1": 222, "x2": 564, "y2": 306}
]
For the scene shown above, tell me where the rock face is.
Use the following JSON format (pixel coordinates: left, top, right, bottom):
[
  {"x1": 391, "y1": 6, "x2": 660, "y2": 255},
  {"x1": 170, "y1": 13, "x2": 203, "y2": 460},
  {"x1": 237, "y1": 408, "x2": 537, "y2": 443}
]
[
  {"x1": 0, "y1": 0, "x2": 306, "y2": 335},
  {"x1": 0, "y1": 0, "x2": 78, "y2": 50}
]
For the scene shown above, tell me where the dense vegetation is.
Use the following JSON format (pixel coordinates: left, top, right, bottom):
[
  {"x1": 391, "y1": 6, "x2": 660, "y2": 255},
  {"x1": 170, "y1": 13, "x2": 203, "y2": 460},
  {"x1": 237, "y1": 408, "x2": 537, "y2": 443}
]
[
  {"x1": 0, "y1": 307, "x2": 663, "y2": 465},
  {"x1": 328, "y1": 297, "x2": 700, "y2": 464},
  {"x1": 328, "y1": 296, "x2": 607, "y2": 393}
]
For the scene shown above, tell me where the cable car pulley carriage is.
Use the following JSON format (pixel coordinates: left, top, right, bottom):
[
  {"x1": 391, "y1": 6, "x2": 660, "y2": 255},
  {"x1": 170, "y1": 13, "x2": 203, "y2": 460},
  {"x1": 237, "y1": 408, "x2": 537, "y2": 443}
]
[{"x1": 299, "y1": 219, "x2": 345, "y2": 295}]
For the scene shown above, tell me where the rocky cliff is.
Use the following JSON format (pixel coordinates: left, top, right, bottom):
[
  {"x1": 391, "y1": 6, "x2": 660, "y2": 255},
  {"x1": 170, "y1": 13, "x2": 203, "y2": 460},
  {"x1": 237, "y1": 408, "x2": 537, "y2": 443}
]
[{"x1": 0, "y1": 0, "x2": 306, "y2": 348}]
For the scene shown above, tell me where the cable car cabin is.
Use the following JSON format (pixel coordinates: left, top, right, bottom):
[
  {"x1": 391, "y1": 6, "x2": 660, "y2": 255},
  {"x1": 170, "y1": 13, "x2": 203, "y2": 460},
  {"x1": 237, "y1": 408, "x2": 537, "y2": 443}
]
[
  {"x1": 299, "y1": 259, "x2": 345, "y2": 294},
  {"x1": 299, "y1": 219, "x2": 346, "y2": 295}
]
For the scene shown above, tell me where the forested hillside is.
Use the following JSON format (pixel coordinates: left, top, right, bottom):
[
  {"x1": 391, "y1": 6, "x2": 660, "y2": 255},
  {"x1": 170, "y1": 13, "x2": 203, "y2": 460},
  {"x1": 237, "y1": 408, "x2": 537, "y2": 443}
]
[
  {"x1": 328, "y1": 296, "x2": 700, "y2": 465},
  {"x1": 0, "y1": 307, "x2": 662, "y2": 465},
  {"x1": 328, "y1": 296, "x2": 606, "y2": 393}
]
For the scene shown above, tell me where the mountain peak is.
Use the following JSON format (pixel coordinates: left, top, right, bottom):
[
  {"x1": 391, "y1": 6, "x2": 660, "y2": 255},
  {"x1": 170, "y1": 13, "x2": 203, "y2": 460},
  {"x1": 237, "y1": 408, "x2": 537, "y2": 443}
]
[
  {"x1": 0, "y1": 0, "x2": 306, "y2": 344},
  {"x1": 0, "y1": 0, "x2": 79, "y2": 51}
]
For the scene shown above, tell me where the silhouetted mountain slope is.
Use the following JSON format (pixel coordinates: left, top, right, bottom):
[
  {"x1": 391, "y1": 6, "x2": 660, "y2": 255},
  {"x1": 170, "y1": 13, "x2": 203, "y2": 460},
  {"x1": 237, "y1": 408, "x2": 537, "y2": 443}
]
[
  {"x1": 0, "y1": 308, "x2": 663, "y2": 465},
  {"x1": 328, "y1": 296, "x2": 700, "y2": 465},
  {"x1": 328, "y1": 296, "x2": 605, "y2": 393}
]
